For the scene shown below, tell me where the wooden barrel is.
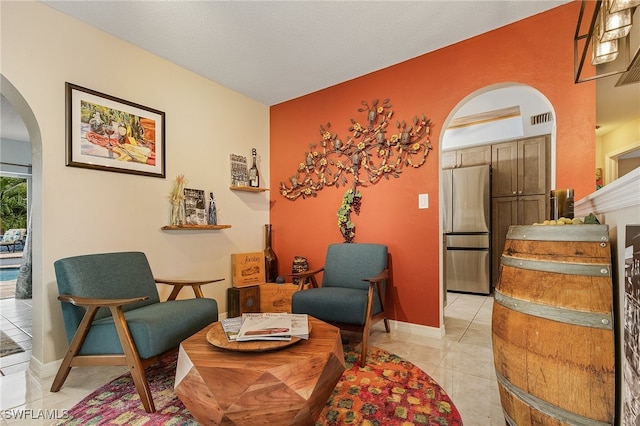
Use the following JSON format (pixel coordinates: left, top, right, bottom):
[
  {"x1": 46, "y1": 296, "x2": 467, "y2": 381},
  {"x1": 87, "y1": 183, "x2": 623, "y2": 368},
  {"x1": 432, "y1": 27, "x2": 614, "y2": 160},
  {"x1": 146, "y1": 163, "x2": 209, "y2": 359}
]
[{"x1": 492, "y1": 225, "x2": 615, "y2": 426}]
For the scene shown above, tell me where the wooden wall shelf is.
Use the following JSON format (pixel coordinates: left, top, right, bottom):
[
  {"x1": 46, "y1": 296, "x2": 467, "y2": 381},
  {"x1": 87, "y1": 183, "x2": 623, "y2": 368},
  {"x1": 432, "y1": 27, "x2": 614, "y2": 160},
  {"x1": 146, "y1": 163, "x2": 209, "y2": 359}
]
[
  {"x1": 229, "y1": 186, "x2": 269, "y2": 193},
  {"x1": 161, "y1": 225, "x2": 231, "y2": 231}
]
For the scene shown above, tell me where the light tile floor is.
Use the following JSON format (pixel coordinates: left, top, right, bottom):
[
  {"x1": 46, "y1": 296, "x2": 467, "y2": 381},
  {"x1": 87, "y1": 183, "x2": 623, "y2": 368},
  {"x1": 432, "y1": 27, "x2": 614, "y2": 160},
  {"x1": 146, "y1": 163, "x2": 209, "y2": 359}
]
[
  {"x1": 0, "y1": 297, "x2": 32, "y2": 376},
  {"x1": 368, "y1": 292, "x2": 504, "y2": 425},
  {"x1": 0, "y1": 292, "x2": 504, "y2": 425}
]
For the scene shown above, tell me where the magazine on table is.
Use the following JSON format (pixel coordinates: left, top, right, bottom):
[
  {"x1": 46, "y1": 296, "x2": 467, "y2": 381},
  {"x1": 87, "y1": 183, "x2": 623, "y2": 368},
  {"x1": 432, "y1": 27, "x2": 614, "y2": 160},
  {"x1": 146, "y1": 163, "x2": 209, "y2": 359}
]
[
  {"x1": 237, "y1": 313, "x2": 293, "y2": 341},
  {"x1": 290, "y1": 313, "x2": 310, "y2": 340},
  {"x1": 221, "y1": 316, "x2": 242, "y2": 342}
]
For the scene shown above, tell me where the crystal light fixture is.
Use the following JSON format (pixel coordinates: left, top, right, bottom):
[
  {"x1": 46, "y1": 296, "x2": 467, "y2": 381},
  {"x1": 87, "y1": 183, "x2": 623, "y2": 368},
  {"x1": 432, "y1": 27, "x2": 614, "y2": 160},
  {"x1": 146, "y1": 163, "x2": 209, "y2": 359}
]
[
  {"x1": 608, "y1": 0, "x2": 640, "y2": 13},
  {"x1": 593, "y1": 38, "x2": 619, "y2": 64},
  {"x1": 575, "y1": 0, "x2": 640, "y2": 82},
  {"x1": 599, "y1": 7, "x2": 633, "y2": 41}
]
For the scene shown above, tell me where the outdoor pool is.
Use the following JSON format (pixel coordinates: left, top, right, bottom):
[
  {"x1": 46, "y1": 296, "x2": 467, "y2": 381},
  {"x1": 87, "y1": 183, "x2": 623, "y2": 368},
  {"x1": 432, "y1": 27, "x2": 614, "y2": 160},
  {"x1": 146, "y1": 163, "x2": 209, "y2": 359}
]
[{"x1": 0, "y1": 268, "x2": 19, "y2": 281}]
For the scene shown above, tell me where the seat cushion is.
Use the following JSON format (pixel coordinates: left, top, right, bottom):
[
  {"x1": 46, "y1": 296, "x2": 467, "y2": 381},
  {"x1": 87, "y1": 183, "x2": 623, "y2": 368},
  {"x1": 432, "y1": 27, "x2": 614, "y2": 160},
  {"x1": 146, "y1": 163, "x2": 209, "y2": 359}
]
[
  {"x1": 0, "y1": 229, "x2": 26, "y2": 244},
  {"x1": 78, "y1": 298, "x2": 218, "y2": 359},
  {"x1": 292, "y1": 287, "x2": 381, "y2": 326}
]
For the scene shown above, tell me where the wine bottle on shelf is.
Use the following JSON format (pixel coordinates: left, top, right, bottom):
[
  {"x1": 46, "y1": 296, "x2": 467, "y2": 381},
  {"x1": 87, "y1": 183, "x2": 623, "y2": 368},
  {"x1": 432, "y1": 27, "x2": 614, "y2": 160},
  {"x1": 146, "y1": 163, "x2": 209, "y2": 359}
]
[
  {"x1": 207, "y1": 192, "x2": 217, "y2": 225},
  {"x1": 249, "y1": 148, "x2": 259, "y2": 188},
  {"x1": 264, "y1": 224, "x2": 278, "y2": 283}
]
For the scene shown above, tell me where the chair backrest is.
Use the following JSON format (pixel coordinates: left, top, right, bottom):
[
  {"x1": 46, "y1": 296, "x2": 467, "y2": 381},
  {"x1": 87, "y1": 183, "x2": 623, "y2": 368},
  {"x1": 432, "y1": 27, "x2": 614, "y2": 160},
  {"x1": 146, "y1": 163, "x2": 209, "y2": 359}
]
[
  {"x1": 322, "y1": 243, "x2": 388, "y2": 290},
  {"x1": 1, "y1": 228, "x2": 26, "y2": 243},
  {"x1": 54, "y1": 252, "x2": 161, "y2": 339}
]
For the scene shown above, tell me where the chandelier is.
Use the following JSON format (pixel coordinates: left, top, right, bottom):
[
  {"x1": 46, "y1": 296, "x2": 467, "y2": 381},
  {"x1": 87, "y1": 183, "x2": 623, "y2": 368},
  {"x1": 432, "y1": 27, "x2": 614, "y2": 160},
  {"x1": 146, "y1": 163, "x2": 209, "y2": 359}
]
[{"x1": 575, "y1": 0, "x2": 640, "y2": 83}]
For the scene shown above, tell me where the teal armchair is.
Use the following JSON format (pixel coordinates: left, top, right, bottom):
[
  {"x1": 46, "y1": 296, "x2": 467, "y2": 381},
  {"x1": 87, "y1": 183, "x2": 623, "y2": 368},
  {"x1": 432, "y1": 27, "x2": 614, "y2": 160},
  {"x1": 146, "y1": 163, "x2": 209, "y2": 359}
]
[
  {"x1": 50, "y1": 251, "x2": 220, "y2": 413},
  {"x1": 291, "y1": 243, "x2": 390, "y2": 366}
]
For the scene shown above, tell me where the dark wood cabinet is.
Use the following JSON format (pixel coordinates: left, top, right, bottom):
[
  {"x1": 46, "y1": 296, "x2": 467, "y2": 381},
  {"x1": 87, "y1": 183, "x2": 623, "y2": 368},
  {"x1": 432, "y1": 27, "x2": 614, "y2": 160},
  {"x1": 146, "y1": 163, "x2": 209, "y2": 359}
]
[
  {"x1": 491, "y1": 142, "x2": 518, "y2": 197},
  {"x1": 458, "y1": 145, "x2": 492, "y2": 168},
  {"x1": 442, "y1": 145, "x2": 491, "y2": 169},
  {"x1": 491, "y1": 135, "x2": 549, "y2": 197},
  {"x1": 491, "y1": 197, "x2": 518, "y2": 282},
  {"x1": 491, "y1": 194, "x2": 547, "y2": 285},
  {"x1": 518, "y1": 194, "x2": 547, "y2": 225},
  {"x1": 518, "y1": 136, "x2": 549, "y2": 196},
  {"x1": 442, "y1": 150, "x2": 457, "y2": 169},
  {"x1": 490, "y1": 135, "x2": 549, "y2": 286}
]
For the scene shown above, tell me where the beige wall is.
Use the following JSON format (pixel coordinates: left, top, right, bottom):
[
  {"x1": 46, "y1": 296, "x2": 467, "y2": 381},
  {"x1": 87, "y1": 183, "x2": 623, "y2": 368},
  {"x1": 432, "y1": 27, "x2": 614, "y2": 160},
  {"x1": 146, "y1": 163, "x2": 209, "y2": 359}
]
[
  {"x1": 1, "y1": 1, "x2": 270, "y2": 372},
  {"x1": 597, "y1": 117, "x2": 640, "y2": 185}
]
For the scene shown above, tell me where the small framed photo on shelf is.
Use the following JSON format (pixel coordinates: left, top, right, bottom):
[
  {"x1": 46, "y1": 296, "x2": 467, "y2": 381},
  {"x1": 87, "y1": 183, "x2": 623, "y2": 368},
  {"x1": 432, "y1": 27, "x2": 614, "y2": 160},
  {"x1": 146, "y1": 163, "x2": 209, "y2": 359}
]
[
  {"x1": 230, "y1": 154, "x2": 249, "y2": 187},
  {"x1": 65, "y1": 82, "x2": 165, "y2": 178},
  {"x1": 183, "y1": 188, "x2": 207, "y2": 225}
]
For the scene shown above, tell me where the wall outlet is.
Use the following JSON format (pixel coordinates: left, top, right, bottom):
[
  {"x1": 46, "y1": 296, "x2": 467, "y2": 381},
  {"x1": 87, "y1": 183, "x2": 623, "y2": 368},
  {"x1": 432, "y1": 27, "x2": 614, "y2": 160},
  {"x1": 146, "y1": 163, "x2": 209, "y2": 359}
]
[{"x1": 418, "y1": 193, "x2": 429, "y2": 209}]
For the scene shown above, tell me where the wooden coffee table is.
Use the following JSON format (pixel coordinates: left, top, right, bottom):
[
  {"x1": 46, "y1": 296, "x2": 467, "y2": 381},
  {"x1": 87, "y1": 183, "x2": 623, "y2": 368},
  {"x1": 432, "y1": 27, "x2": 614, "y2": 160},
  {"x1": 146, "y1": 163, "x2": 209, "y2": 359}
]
[{"x1": 174, "y1": 316, "x2": 345, "y2": 426}]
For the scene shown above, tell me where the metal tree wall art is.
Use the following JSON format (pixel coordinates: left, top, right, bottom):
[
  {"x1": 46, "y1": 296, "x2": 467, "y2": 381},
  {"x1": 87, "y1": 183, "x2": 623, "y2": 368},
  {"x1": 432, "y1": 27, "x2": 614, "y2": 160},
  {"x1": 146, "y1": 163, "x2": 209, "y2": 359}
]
[{"x1": 279, "y1": 98, "x2": 433, "y2": 242}]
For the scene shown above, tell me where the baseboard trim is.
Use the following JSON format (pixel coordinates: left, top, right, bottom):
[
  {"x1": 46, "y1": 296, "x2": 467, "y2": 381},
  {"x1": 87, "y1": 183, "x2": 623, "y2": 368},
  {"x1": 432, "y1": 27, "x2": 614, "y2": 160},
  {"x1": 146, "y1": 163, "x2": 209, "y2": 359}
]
[
  {"x1": 30, "y1": 355, "x2": 61, "y2": 379},
  {"x1": 387, "y1": 319, "x2": 445, "y2": 339}
]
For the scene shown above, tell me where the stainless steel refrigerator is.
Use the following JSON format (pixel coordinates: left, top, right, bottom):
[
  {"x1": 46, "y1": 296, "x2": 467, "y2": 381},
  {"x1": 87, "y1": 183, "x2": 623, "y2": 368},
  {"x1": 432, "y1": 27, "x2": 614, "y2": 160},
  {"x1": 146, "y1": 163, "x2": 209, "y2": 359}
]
[{"x1": 443, "y1": 164, "x2": 491, "y2": 294}]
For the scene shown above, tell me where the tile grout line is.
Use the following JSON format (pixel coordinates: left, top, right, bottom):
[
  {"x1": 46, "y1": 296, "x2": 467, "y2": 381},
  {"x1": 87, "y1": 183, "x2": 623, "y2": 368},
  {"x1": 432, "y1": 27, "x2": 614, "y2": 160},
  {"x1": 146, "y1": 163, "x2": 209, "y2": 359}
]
[
  {"x1": 456, "y1": 296, "x2": 490, "y2": 342},
  {"x1": 0, "y1": 298, "x2": 33, "y2": 375},
  {"x1": 0, "y1": 310, "x2": 33, "y2": 339}
]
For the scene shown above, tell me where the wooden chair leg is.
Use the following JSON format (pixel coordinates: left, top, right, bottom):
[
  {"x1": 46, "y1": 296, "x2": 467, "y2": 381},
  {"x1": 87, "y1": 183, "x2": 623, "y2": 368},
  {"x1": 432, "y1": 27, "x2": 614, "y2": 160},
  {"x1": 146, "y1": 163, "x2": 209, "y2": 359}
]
[
  {"x1": 360, "y1": 322, "x2": 371, "y2": 367},
  {"x1": 375, "y1": 282, "x2": 390, "y2": 334},
  {"x1": 50, "y1": 306, "x2": 100, "y2": 392},
  {"x1": 359, "y1": 287, "x2": 377, "y2": 367},
  {"x1": 110, "y1": 306, "x2": 155, "y2": 413}
]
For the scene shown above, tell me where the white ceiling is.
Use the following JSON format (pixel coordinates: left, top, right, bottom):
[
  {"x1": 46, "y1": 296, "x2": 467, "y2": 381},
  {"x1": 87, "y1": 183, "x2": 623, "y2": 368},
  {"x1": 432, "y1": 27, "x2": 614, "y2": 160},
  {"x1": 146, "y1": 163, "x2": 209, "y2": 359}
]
[
  {"x1": 41, "y1": 0, "x2": 572, "y2": 106},
  {"x1": 2, "y1": 0, "x2": 638, "y2": 144}
]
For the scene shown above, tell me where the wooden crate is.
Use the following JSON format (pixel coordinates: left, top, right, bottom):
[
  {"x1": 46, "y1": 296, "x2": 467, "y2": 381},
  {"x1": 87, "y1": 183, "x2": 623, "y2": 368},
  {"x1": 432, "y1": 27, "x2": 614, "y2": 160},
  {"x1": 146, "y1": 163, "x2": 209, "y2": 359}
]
[
  {"x1": 259, "y1": 284, "x2": 299, "y2": 313},
  {"x1": 231, "y1": 252, "x2": 265, "y2": 287},
  {"x1": 227, "y1": 286, "x2": 260, "y2": 318}
]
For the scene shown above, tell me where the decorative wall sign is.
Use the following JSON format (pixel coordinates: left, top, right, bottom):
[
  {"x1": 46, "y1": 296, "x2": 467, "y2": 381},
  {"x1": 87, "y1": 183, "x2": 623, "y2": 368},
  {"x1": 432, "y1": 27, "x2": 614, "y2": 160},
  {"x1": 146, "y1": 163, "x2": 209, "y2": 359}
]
[
  {"x1": 66, "y1": 83, "x2": 165, "y2": 178},
  {"x1": 183, "y1": 188, "x2": 206, "y2": 225},
  {"x1": 230, "y1": 154, "x2": 249, "y2": 187},
  {"x1": 279, "y1": 98, "x2": 432, "y2": 242}
]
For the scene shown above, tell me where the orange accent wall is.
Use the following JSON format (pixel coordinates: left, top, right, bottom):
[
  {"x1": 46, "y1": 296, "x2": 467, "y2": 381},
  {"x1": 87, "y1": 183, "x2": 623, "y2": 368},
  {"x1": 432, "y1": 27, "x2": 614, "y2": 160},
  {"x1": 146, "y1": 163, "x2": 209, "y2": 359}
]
[{"x1": 270, "y1": 2, "x2": 595, "y2": 328}]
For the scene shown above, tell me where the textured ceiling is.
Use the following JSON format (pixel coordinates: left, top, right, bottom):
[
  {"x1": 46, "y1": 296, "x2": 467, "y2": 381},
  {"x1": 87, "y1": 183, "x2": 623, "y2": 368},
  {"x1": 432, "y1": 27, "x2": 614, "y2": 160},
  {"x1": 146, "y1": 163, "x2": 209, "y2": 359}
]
[{"x1": 3, "y1": 1, "x2": 638, "y2": 144}]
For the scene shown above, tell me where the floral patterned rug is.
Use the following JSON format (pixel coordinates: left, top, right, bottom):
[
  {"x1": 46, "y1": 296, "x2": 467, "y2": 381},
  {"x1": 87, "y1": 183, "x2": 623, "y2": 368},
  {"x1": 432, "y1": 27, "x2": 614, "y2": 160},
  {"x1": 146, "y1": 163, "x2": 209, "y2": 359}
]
[
  {"x1": 319, "y1": 346, "x2": 461, "y2": 425},
  {"x1": 55, "y1": 346, "x2": 462, "y2": 426}
]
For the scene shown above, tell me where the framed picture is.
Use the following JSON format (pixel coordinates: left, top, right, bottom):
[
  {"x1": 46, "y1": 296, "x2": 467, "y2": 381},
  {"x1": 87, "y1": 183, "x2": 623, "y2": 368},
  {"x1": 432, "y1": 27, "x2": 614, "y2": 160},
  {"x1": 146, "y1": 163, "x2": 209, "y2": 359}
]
[{"x1": 66, "y1": 82, "x2": 165, "y2": 178}]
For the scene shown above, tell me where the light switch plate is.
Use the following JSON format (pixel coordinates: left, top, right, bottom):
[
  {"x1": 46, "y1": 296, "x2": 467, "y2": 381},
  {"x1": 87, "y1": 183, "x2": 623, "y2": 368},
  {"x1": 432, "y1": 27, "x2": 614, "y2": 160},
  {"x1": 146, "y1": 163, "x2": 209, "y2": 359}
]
[{"x1": 418, "y1": 193, "x2": 429, "y2": 209}]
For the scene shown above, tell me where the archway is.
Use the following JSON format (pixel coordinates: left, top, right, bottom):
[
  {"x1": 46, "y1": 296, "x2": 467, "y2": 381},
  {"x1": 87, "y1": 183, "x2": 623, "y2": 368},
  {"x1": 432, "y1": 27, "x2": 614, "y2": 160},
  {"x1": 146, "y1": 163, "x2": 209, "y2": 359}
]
[
  {"x1": 438, "y1": 82, "x2": 557, "y2": 323},
  {"x1": 1, "y1": 74, "x2": 43, "y2": 368}
]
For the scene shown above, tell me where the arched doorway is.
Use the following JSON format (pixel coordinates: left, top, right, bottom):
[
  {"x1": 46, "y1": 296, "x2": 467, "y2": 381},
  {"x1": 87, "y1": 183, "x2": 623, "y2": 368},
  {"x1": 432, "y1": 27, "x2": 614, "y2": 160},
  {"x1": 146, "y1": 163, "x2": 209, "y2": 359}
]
[
  {"x1": 1, "y1": 74, "x2": 42, "y2": 373},
  {"x1": 1, "y1": 95, "x2": 31, "y2": 297},
  {"x1": 438, "y1": 82, "x2": 556, "y2": 314}
]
